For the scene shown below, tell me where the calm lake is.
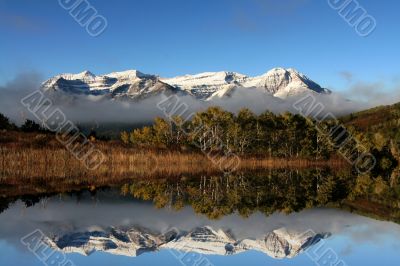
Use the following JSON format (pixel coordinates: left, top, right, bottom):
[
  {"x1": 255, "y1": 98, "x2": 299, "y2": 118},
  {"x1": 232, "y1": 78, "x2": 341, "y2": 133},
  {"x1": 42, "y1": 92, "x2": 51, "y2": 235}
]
[{"x1": 1, "y1": 169, "x2": 400, "y2": 266}]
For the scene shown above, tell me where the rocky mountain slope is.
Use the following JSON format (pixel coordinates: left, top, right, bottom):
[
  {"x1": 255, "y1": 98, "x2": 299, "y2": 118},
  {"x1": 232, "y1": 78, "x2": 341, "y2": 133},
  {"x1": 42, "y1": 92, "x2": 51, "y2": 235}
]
[
  {"x1": 41, "y1": 70, "x2": 179, "y2": 100},
  {"x1": 41, "y1": 68, "x2": 330, "y2": 101}
]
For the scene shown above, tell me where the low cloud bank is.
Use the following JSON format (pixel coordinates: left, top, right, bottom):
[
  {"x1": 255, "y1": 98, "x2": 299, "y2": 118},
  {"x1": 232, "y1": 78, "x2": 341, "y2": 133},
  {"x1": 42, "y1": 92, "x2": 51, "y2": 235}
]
[
  {"x1": 0, "y1": 72, "x2": 377, "y2": 126},
  {"x1": 337, "y1": 70, "x2": 400, "y2": 107}
]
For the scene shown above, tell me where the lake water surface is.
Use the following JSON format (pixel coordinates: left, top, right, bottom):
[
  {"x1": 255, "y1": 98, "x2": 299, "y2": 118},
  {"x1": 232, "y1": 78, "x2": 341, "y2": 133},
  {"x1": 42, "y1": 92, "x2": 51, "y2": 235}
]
[{"x1": 1, "y1": 169, "x2": 399, "y2": 266}]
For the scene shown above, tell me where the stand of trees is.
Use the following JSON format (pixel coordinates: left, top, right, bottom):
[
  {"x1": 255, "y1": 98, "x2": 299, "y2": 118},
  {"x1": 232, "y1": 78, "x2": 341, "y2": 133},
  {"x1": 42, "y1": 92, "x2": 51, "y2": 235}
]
[
  {"x1": 120, "y1": 107, "x2": 399, "y2": 171},
  {"x1": 1, "y1": 103, "x2": 398, "y2": 169},
  {"x1": 0, "y1": 113, "x2": 47, "y2": 133},
  {"x1": 121, "y1": 107, "x2": 397, "y2": 166},
  {"x1": 341, "y1": 102, "x2": 400, "y2": 158},
  {"x1": 121, "y1": 107, "x2": 334, "y2": 159}
]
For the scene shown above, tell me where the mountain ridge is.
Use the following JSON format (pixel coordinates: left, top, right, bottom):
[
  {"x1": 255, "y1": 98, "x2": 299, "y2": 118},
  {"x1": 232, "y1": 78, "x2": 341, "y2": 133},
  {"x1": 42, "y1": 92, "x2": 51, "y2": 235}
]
[{"x1": 41, "y1": 68, "x2": 331, "y2": 101}]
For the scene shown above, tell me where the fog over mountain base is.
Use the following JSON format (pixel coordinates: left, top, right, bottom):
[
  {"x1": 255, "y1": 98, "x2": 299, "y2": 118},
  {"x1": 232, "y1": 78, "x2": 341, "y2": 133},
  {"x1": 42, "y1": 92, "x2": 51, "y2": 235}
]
[{"x1": 0, "y1": 72, "x2": 368, "y2": 125}]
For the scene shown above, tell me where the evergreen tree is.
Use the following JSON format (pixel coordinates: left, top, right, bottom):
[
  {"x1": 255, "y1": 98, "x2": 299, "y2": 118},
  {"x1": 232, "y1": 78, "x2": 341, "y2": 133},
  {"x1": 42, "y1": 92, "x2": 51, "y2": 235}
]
[
  {"x1": 0, "y1": 113, "x2": 15, "y2": 130},
  {"x1": 20, "y1": 119, "x2": 43, "y2": 132}
]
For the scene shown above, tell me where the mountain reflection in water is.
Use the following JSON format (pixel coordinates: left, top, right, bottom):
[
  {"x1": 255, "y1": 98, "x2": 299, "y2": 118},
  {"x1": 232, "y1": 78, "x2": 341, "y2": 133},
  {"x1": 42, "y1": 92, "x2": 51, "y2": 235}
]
[{"x1": 1, "y1": 168, "x2": 400, "y2": 264}]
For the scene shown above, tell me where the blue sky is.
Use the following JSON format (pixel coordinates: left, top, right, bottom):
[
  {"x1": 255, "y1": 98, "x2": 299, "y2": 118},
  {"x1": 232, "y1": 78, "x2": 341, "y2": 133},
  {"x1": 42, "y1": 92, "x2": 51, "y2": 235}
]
[{"x1": 0, "y1": 0, "x2": 399, "y2": 92}]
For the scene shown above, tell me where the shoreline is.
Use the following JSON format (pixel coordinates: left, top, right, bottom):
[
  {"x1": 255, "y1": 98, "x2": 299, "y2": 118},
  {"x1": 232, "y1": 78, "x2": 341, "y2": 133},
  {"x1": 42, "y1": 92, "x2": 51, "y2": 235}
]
[{"x1": 0, "y1": 145, "x2": 350, "y2": 179}]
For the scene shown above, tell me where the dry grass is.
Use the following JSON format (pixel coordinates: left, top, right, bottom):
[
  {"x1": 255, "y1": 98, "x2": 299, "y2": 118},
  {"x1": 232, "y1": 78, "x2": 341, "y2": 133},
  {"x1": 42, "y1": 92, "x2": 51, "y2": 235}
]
[
  {"x1": 0, "y1": 131, "x2": 349, "y2": 185},
  {"x1": 0, "y1": 131, "x2": 351, "y2": 199},
  {"x1": 0, "y1": 146, "x2": 348, "y2": 180}
]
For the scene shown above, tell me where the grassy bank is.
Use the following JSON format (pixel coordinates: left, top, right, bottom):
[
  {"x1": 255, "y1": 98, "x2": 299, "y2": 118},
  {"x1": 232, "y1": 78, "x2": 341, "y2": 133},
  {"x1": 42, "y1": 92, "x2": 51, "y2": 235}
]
[{"x1": 0, "y1": 131, "x2": 349, "y2": 181}]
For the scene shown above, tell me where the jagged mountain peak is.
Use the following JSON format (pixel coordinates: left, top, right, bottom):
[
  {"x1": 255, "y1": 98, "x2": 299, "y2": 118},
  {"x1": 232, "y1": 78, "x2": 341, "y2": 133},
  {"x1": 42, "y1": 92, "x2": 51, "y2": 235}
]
[
  {"x1": 264, "y1": 67, "x2": 299, "y2": 74},
  {"x1": 261, "y1": 67, "x2": 314, "y2": 84},
  {"x1": 41, "y1": 69, "x2": 178, "y2": 99},
  {"x1": 80, "y1": 70, "x2": 95, "y2": 77},
  {"x1": 49, "y1": 70, "x2": 96, "y2": 81},
  {"x1": 246, "y1": 67, "x2": 327, "y2": 97},
  {"x1": 41, "y1": 67, "x2": 330, "y2": 100}
]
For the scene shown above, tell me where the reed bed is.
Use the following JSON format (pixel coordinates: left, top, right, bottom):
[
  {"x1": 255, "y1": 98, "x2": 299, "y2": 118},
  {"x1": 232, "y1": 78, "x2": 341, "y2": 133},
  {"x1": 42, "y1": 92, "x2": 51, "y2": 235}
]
[
  {"x1": 0, "y1": 145, "x2": 348, "y2": 181},
  {"x1": 0, "y1": 136, "x2": 350, "y2": 198},
  {"x1": 0, "y1": 131, "x2": 349, "y2": 191}
]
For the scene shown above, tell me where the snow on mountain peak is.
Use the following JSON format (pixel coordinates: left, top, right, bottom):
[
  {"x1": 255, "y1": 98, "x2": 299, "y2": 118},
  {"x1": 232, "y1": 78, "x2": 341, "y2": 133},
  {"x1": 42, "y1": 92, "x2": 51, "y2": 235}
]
[
  {"x1": 41, "y1": 69, "x2": 178, "y2": 99},
  {"x1": 107, "y1": 70, "x2": 154, "y2": 79},
  {"x1": 244, "y1": 68, "x2": 320, "y2": 96},
  {"x1": 41, "y1": 67, "x2": 329, "y2": 100},
  {"x1": 163, "y1": 71, "x2": 247, "y2": 86},
  {"x1": 46, "y1": 70, "x2": 94, "y2": 82},
  {"x1": 161, "y1": 71, "x2": 248, "y2": 99},
  {"x1": 80, "y1": 70, "x2": 95, "y2": 76},
  {"x1": 161, "y1": 67, "x2": 328, "y2": 99}
]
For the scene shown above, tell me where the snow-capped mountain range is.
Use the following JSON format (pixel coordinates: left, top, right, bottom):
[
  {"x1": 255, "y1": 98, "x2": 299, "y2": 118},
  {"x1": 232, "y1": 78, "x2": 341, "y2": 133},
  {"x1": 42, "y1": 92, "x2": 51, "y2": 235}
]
[
  {"x1": 41, "y1": 68, "x2": 330, "y2": 101},
  {"x1": 41, "y1": 70, "x2": 179, "y2": 100},
  {"x1": 44, "y1": 226, "x2": 329, "y2": 259}
]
